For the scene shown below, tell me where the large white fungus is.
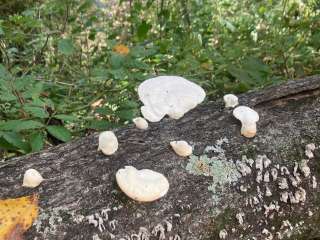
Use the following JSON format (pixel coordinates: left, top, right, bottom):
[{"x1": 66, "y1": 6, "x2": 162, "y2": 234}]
[
  {"x1": 138, "y1": 76, "x2": 206, "y2": 122},
  {"x1": 116, "y1": 166, "x2": 169, "y2": 202},
  {"x1": 98, "y1": 131, "x2": 118, "y2": 155},
  {"x1": 223, "y1": 94, "x2": 239, "y2": 108},
  {"x1": 233, "y1": 106, "x2": 259, "y2": 138},
  {"x1": 132, "y1": 117, "x2": 148, "y2": 130},
  {"x1": 22, "y1": 169, "x2": 44, "y2": 188},
  {"x1": 170, "y1": 140, "x2": 193, "y2": 157}
]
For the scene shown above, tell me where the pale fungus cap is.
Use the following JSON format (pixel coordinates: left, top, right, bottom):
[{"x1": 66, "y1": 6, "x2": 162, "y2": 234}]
[
  {"x1": 22, "y1": 169, "x2": 44, "y2": 188},
  {"x1": 233, "y1": 106, "x2": 259, "y2": 138},
  {"x1": 132, "y1": 117, "x2": 148, "y2": 130},
  {"x1": 116, "y1": 166, "x2": 169, "y2": 202},
  {"x1": 98, "y1": 131, "x2": 118, "y2": 155},
  {"x1": 138, "y1": 76, "x2": 206, "y2": 122},
  {"x1": 170, "y1": 140, "x2": 192, "y2": 157},
  {"x1": 223, "y1": 94, "x2": 239, "y2": 108}
]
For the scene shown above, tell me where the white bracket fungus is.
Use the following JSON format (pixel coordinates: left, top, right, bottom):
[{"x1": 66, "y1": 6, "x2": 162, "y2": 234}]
[
  {"x1": 271, "y1": 168, "x2": 278, "y2": 181},
  {"x1": 116, "y1": 166, "x2": 169, "y2": 202},
  {"x1": 22, "y1": 169, "x2": 44, "y2": 188},
  {"x1": 98, "y1": 131, "x2": 118, "y2": 155},
  {"x1": 278, "y1": 177, "x2": 289, "y2": 190},
  {"x1": 236, "y1": 212, "x2": 245, "y2": 225},
  {"x1": 219, "y1": 229, "x2": 228, "y2": 239},
  {"x1": 132, "y1": 117, "x2": 149, "y2": 130},
  {"x1": 223, "y1": 94, "x2": 239, "y2": 108},
  {"x1": 265, "y1": 186, "x2": 272, "y2": 197},
  {"x1": 280, "y1": 191, "x2": 289, "y2": 203},
  {"x1": 312, "y1": 176, "x2": 317, "y2": 189},
  {"x1": 299, "y1": 159, "x2": 311, "y2": 177},
  {"x1": 138, "y1": 76, "x2": 206, "y2": 122},
  {"x1": 233, "y1": 106, "x2": 259, "y2": 138},
  {"x1": 305, "y1": 143, "x2": 316, "y2": 159},
  {"x1": 170, "y1": 141, "x2": 193, "y2": 157}
]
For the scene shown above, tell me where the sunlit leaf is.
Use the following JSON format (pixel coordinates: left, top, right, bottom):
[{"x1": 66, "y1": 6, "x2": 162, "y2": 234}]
[
  {"x1": 58, "y1": 38, "x2": 75, "y2": 56},
  {"x1": 0, "y1": 194, "x2": 39, "y2": 240},
  {"x1": 46, "y1": 125, "x2": 71, "y2": 142}
]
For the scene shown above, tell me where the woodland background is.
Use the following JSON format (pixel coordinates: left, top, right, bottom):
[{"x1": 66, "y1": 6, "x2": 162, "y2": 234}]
[{"x1": 0, "y1": 0, "x2": 319, "y2": 159}]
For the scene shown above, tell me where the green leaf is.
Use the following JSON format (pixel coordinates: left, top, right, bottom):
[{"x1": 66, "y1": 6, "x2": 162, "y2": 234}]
[
  {"x1": 110, "y1": 53, "x2": 125, "y2": 69},
  {"x1": 29, "y1": 132, "x2": 44, "y2": 152},
  {"x1": 58, "y1": 39, "x2": 75, "y2": 56},
  {"x1": 0, "y1": 131, "x2": 30, "y2": 153},
  {"x1": 95, "y1": 107, "x2": 113, "y2": 115},
  {"x1": 0, "y1": 120, "x2": 44, "y2": 131},
  {"x1": 116, "y1": 109, "x2": 135, "y2": 121},
  {"x1": 137, "y1": 20, "x2": 151, "y2": 40},
  {"x1": 23, "y1": 106, "x2": 49, "y2": 118},
  {"x1": 46, "y1": 125, "x2": 71, "y2": 142},
  {"x1": 0, "y1": 137, "x2": 16, "y2": 151},
  {"x1": 53, "y1": 114, "x2": 78, "y2": 122},
  {"x1": 0, "y1": 64, "x2": 8, "y2": 78},
  {"x1": 87, "y1": 120, "x2": 113, "y2": 130}
]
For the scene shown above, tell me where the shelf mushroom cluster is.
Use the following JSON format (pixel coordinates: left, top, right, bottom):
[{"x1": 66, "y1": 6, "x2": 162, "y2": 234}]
[{"x1": 20, "y1": 75, "x2": 260, "y2": 204}]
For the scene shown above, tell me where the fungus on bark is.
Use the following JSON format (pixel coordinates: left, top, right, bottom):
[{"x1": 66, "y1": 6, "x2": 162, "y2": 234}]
[
  {"x1": 223, "y1": 94, "x2": 239, "y2": 108},
  {"x1": 98, "y1": 131, "x2": 118, "y2": 155},
  {"x1": 138, "y1": 76, "x2": 205, "y2": 122},
  {"x1": 132, "y1": 117, "x2": 148, "y2": 130},
  {"x1": 116, "y1": 166, "x2": 169, "y2": 202},
  {"x1": 233, "y1": 106, "x2": 259, "y2": 138},
  {"x1": 22, "y1": 169, "x2": 44, "y2": 188},
  {"x1": 170, "y1": 141, "x2": 192, "y2": 157}
]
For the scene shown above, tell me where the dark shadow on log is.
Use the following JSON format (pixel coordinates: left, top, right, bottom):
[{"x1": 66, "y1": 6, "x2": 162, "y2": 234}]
[{"x1": 1, "y1": 76, "x2": 320, "y2": 240}]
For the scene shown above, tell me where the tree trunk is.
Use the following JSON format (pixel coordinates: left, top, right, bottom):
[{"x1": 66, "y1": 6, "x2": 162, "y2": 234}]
[{"x1": 1, "y1": 75, "x2": 320, "y2": 240}]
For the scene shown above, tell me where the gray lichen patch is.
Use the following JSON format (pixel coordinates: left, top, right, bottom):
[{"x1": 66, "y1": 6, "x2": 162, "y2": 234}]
[{"x1": 186, "y1": 138, "x2": 241, "y2": 214}]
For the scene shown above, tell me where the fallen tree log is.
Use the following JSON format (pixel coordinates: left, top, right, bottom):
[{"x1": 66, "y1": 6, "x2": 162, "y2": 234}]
[{"x1": 1, "y1": 75, "x2": 320, "y2": 240}]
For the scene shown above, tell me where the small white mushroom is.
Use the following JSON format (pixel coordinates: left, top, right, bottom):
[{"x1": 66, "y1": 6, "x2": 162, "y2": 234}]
[
  {"x1": 265, "y1": 185, "x2": 272, "y2": 197},
  {"x1": 293, "y1": 162, "x2": 299, "y2": 177},
  {"x1": 289, "y1": 175, "x2": 301, "y2": 187},
  {"x1": 263, "y1": 156, "x2": 272, "y2": 168},
  {"x1": 223, "y1": 94, "x2": 238, "y2": 108},
  {"x1": 236, "y1": 160, "x2": 252, "y2": 176},
  {"x1": 305, "y1": 143, "x2": 316, "y2": 159},
  {"x1": 271, "y1": 168, "x2": 278, "y2": 181},
  {"x1": 280, "y1": 192, "x2": 289, "y2": 203},
  {"x1": 280, "y1": 166, "x2": 290, "y2": 175},
  {"x1": 233, "y1": 106, "x2": 259, "y2": 138},
  {"x1": 116, "y1": 166, "x2": 169, "y2": 202},
  {"x1": 264, "y1": 171, "x2": 270, "y2": 183},
  {"x1": 253, "y1": 196, "x2": 260, "y2": 205},
  {"x1": 255, "y1": 155, "x2": 264, "y2": 171},
  {"x1": 240, "y1": 185, "x2": 248, "y2": 192},
  {"x1": 236, "y1": 212, "x2": 245, "y2": 225},
  {"x1": 299, "y1": 160, "x2": 311, "y2": 177},
  {"x1": 294, "y1": 187, "x2": 306, "y2": 203},
  {"x1": 132, "y1": 117, "x2": 148, "y2": 130},
  {"x1": 22, "y1": 169, "x2": 44, "y2": 188},
  {"x1": 312, "y1": 176, "x2": 317, "y2": 189},
  {"x1": 170, "y1": 141, "x2": 192, "y2": 157},
  {"x1": 256, "y1": 171, "x2": 263, "y2": 183},
  {"x1": 289, "y1": 192, "x2": 299, "y2": 204},
  {"x1": 98, "y1": 131, "x2": 118, "y2": 155},
  {"x1": 219, "y1": 229, "x2": 228, "y2": 239},
  {"x1": 278, "y1": 177, "x2": 289, "y2": 190}
]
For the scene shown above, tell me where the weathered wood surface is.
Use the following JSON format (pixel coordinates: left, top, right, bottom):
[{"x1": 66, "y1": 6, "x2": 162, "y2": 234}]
[{"x1": 1, "y1": 75, "x2": 320, "y2": 240}]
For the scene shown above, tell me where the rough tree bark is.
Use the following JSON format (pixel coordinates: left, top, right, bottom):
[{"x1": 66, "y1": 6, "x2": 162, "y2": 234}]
[{"x1": 1, "y1": 76, "x2": 320, "y2": 240}]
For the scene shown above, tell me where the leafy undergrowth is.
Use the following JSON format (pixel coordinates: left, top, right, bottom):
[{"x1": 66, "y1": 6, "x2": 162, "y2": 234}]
[{"x1": 0, "y1": 0, "x2": 319, "y2": 158}]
